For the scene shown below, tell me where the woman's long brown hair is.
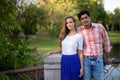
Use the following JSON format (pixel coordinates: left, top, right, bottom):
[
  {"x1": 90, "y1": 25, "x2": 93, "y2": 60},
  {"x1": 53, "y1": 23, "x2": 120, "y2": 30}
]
[{"x1": 58, "y1": 16, "x2": 76, "y2": 47}]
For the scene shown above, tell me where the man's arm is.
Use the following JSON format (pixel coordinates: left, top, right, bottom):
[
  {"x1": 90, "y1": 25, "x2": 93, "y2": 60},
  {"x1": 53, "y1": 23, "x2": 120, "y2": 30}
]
[{"x1": 101, "y1": 24, "x2": 112, "y2": 64}]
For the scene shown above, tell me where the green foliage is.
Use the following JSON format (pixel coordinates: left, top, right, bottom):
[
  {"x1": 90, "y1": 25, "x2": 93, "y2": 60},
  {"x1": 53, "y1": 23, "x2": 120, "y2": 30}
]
[
  {"x1": 0, "y1": 73, "x2": 9, "y2": 80},
  {"x1": 37, "y1": 0, "x2": 120, "y2": 36},
  {"x1": 0, "y1": 0, "x2": 38, "y2": 71},
  {"x1": 113, "y1": 8, "x2": 120, "y2": 31},
  {"x1": 0, "y1": 35, "x2": 36, "y2": 71},
  {"x1": 76, "y1": 0, "x2": 107, "y2": 23},
  {"x1": 48, "y1": 28, "x2": 59, "y2": 38},
  {"x1": 18, "y1": 4, "x2": 47, "y2": 37},
  {"x1": 38, "y1": 0, "x2": 78, "y2": 35}
]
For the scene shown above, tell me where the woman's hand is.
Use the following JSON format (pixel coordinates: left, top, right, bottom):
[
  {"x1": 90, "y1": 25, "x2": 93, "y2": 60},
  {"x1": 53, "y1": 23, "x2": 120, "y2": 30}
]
[
  {"x1": 43, "y1": 51, "x2": 52, "y2": 57},
  {"x1": 43, "y1": 48, "x2": 61, "y2": 57},
  {"x1": 78, "y1": 68, "x2": 83, "y2": 77}
]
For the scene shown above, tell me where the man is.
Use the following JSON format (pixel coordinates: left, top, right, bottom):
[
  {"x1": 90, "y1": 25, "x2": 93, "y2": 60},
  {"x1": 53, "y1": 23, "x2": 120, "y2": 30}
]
[{"x1": 77, "y1": 10, "x2": 112, "y2": 80}]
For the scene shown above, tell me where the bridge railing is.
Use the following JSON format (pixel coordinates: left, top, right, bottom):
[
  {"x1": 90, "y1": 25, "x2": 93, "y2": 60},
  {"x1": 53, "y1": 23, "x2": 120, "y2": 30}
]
[
  {"x1": 0, "y1": 54, "x2": 120, "y2": 80},
  {"x1": 104, "y1": 59, "x2": 120, "y2": 80},
  {"x1": 0, "y1": 66, "x2": 44, "y2": 80}
]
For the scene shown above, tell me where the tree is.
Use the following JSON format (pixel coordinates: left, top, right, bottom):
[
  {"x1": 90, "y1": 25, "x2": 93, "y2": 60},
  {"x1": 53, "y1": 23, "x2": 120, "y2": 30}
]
[
  {"x1": 37, "y1": 0, "x2": 78, "y2": 37},
  {"x1": 0, "y1": 0, "x2": 36, "y2": 71},
  {"x1": 113, "y1": 8, "x2": 120, "y2": 31},
  {"x1": 76, "y1": 0, "x2": 107, "y2": 27},
  {"x1": 17, "y1": 4, "x2": 47, "y2": 39},
  {"x1": 107, "y1": 13, "x2": 114, "y2": 31}
]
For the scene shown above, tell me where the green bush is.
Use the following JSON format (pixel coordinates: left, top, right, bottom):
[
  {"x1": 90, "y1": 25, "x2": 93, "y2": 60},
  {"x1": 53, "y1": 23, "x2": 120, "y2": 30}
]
[
  {"x1": 0, "y1": 74, "x2": 9, "y2": 80},
  {"x1": 0, "y1": 0, "x2": 38, "y2": 71}
]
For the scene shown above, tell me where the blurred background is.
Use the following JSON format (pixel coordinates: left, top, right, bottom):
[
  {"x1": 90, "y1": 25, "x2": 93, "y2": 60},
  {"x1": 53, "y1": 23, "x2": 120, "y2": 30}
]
[{"x1": 0, "y1": 0, "x2": 120, "y2": 76}]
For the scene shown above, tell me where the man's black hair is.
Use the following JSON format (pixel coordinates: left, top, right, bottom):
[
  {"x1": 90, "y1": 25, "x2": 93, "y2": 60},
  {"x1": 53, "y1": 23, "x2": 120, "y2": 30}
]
[{"x1": 77, "y1": 9, "x2": 90, "y2": 20}]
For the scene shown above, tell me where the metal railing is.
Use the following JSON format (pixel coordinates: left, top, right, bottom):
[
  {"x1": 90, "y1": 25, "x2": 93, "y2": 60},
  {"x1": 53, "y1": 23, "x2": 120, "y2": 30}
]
[
  {"x1": 0, "y1": 66, "x2": 44, "y2": 80},
  {"x1": 104, "y1": 59, "x2": 120, "y2": 80}
]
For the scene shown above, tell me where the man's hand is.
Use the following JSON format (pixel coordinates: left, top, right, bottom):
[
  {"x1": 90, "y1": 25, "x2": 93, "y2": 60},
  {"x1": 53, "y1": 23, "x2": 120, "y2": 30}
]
[
  {"x1": 105, "y1": 58, "x2": 112, "y2": 64},
  {"x1": 105, "y1": 52, "x2": 112, "y2": 64}
]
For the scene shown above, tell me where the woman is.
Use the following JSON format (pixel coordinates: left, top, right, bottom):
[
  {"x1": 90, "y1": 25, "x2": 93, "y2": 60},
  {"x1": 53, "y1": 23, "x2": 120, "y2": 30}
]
[{"x1": 44, "y1": 16, "x2": 83, "y2": 80}]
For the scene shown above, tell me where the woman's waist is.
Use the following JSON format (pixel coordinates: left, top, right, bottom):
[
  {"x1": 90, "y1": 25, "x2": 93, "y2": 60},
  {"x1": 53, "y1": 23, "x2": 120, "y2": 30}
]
[{"x1": 62, "y1": 52, "x2": 77, "y2": 55}]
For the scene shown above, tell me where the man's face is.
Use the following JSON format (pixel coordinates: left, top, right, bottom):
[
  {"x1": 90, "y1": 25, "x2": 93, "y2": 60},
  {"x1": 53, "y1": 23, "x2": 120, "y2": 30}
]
[{"x1": 80, "y1": 14, "x2": 91, "y2": 27}]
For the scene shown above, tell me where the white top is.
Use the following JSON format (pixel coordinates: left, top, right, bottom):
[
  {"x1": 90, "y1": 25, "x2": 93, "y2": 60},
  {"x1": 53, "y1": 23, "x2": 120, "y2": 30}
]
[{"x1": 62, "y1": 33, "x2": 83, "y2": 55}]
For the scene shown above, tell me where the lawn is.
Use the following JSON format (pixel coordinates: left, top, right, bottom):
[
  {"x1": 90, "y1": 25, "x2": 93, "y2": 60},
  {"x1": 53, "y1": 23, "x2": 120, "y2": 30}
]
[
  {"x1": 29, "y1": 31, "x2": 120, "y2": 57},
  {"x1": 108, "y1": 31, "x2": 120, "y2": 43},
  {"x1": 28, "y1": 34, "x2": 59, "y2": 57}
]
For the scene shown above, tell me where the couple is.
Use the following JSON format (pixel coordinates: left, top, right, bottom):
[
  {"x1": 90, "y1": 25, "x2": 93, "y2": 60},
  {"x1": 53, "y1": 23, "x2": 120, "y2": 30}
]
[{"x1": 44, "y1": 10, "x2": 112, "y2": 80}]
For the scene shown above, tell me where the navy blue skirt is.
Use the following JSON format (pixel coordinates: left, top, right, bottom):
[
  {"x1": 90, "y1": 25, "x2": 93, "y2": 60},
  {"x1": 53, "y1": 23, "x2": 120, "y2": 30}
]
[{"x1": 61, "y1": 54, "x2": 83, "y2": 80}]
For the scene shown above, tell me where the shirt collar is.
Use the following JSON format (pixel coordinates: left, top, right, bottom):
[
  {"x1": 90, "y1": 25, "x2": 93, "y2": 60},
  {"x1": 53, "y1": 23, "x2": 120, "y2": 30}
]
[{"x1": 81, "y1": 23, "x2": 95, "y2": 29}]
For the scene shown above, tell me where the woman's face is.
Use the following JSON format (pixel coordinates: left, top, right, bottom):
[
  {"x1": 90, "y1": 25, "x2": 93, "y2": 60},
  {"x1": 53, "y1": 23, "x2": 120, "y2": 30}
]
[{"x1": 66, "y1": 18, "x2": 75, "y2": 30}]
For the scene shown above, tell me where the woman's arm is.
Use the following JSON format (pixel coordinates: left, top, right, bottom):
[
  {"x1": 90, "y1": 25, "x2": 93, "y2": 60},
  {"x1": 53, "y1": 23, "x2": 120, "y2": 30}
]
[
  {"x1": 44, "y1": 48, "x2": 62, "y2": 57},
  {"x1": 78, "y1": 50, "x2": 83, "y2": 77}
]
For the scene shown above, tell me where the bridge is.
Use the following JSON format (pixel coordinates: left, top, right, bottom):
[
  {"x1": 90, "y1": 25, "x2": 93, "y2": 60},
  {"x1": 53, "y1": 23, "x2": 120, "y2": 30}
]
[{"x1": 0, "y1": 54, "x2": 120, "y2": 80}]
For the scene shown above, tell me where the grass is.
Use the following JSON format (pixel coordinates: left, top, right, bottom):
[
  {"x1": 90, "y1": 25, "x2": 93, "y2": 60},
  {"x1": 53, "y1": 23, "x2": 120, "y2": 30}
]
[
  {"x1": 108, "y1": 31, "x2": 120, "y2": 43},
  {"x1": 28, "y1": 34, "x2": 59, "y2": 57},
  {"x1": 28, "y1": 31, "x2": 120, "y2": 57}
]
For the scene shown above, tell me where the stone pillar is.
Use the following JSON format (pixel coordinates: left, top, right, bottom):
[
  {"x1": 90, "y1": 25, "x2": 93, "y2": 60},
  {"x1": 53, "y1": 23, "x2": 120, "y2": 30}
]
[{"x1": 44, "y1": 54, "x2": 62, "y2": 80}]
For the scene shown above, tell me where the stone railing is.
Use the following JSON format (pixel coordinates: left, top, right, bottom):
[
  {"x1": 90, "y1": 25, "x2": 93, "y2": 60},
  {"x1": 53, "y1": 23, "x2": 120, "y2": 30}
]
[
  {"x1": 44, "y1": 54, "x2": 120, "y2": 80},
  {"x1": 44, "y1": 54, "x2": 61, "y2": 80}
]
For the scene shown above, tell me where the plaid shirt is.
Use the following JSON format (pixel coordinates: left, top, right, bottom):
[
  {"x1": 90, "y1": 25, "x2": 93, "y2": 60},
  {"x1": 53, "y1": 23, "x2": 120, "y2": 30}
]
[{"x1": 77, "y1": 23, "x2": 112, "y2": 56}]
